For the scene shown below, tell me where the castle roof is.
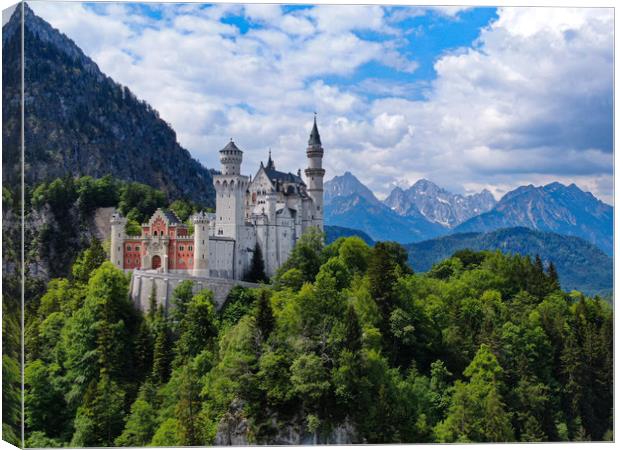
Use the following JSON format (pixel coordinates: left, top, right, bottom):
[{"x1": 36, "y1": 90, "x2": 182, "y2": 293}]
[
  {"x1": 161, "y1": 209, "x2": 181, "y2": 225},
  {"x1": 265, "y1": 166, "x2": 305, "y2": 185},
  {"x1": 308, "y1": 115, "x2": 322, "y2": 147},
  {"x1": 221, "y1": 140, "x2": 242, "y2": 153}
]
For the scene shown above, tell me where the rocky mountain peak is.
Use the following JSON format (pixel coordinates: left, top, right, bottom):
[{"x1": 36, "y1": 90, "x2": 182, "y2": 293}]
[
  {"x1": 384, "y1": 179, "x2": 497, "y2": 228},
  {"x1": 324, "y1": 172, "x2": 379, "y2": 205}
]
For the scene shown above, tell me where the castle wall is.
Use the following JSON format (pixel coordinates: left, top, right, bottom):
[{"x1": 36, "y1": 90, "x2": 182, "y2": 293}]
[
  {"x1": 208, "y1": 237, "x2": 235, "y2": 279},
  {"x1": 130, "y1": 270, "x2": 260, "y2": 312}
]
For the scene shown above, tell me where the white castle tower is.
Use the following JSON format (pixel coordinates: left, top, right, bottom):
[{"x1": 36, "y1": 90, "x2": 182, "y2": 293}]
[
  {"x1": 191, "y1": 211, "x2": 210, "y2": 277},
  {"x1": 304, "y1": 115, "x2": 325, "y2": 230},
  {"x1": 110, "y1": 212, "x2": 127, "y2": 268},
  {"x1": 213, "y1": 140, "x2": 250, "y2": 241}
]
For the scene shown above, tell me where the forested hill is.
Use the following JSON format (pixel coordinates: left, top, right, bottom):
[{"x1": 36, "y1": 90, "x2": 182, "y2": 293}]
[
  {"x1": 325, "y1": 225, "x2": 375, "y2": 246},
  {"x1": 21, "y1": 232, "x2": 613, "y2": 446},
  {"x1": 405, "y1": 227, "x2": 612, "y2": 296},
  {"x1": 2, "y1": 4, "x2": 215, "y2": 206}
]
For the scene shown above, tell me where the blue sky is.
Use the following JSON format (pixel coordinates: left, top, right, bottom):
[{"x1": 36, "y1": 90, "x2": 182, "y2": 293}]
[{"x1": 31, "y1": 2, "x2": 613, "y2": 203}]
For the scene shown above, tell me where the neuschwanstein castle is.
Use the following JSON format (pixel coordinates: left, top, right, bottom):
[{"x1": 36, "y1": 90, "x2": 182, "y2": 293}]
[{"x1": 110, "y1": 118, "x2": 325, "y2": 309}]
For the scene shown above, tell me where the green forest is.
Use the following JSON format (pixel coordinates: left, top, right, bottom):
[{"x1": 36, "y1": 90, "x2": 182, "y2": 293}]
[
  {"x1": 21, "y1": 230, "x2": 613, "y2": 445},
  {"x1": 2, "y1": 176, "x2": 613, "y2": 446}
]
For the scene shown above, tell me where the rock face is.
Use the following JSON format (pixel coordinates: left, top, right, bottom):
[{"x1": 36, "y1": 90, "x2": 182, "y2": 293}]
[
  {"x1": 214, "y1": 399, "x2": 359, "y2": 445},
  {"x1": 384, "y1": 179, "x2": 497, "y2": 228},
  {"x1": 214, "y1": 400, "x2": 251, "y2": 446},
  {"x1": 324, "y1": 171, "x2": 381, "y2": 206},
  {"x1": 2, "y1": 4, "x2": 215, "y2": 206},
  {"x1": 455, "y1": 182, "x2": 613, "y2": 255}
]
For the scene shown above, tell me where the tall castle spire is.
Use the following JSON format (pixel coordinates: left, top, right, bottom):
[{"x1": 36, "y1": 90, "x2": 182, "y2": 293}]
[
  {"x1": 308, "y1": 113, "x2": 322, "y2": 147},
  {"x1": 304, "y1": 114, "x2": 325, "y2": 231},
  {"x1": 266, "y1": 148, "x2": 275, "y2": 170}
]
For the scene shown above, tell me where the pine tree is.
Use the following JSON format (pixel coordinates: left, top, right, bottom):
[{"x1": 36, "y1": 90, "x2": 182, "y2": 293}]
[
  {"x1": 71, "y1": 237, "x2": 108, "y2": 283},
  {"x1": 152, "y1": 306, "x2": 173, "y2": 385},
  {"x1": 255, "y1": 290, "x2": 275, "y2": 340},
  {"x1": 175, "y1": 290, "x2": 218, "y2": 362},
  {"x1": 176, "y1": 363, "x2": 203, "y2": 445},
  {"x1": 528, "y1": 255, "x2": 548, "y2": 298},
  {"x1": 343, "y1": 304, "x2": 362, "y2": 352},
  {"x1": 134, "y1": 320, "x2": 154, "y2": 382},
  {"x1": 246, "y1": 242, "x2": 267, "y2": 283},
  {"x1": 71, "y1": 371, "x2": 125, "y2": 447},
  {"x1": 547, "y1": 262, "x2": 560, "y2": 291},
  {"x1": 115, "y1": 380, "x2": 158, "y2": 447},
  {"x1": 148, "y1": 283, "x2": 158, "y2": 321}
]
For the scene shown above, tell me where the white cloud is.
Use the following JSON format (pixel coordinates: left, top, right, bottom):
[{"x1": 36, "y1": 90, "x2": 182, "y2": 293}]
[{"x1": 30, "y1": 4, "x2": 614, "y2": 204}]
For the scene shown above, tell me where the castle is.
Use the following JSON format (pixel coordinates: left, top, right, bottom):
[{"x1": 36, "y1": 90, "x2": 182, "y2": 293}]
[{"x1": 110, "y1": 118, "x2": 324, "y2": 306}]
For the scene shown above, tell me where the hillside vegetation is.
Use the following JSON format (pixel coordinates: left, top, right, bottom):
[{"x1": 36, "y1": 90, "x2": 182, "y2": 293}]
[{"x1": 22, "y1": 231, "x2": 613, "y2": 446}]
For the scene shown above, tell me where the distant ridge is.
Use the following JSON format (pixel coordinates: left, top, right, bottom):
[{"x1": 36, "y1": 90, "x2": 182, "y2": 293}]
[
  {"x1": 455, "y1": 182, "x2": 612, "y2": 255},
  {"x1": 405, "y1": 227, "x2": 612, "y2": 296},
  {"x1": 2, "y1": 4, "x2": 215, "y2": 205},
  {"x1": 324, "y1": 225, "x2": 375, "y2": 246}
]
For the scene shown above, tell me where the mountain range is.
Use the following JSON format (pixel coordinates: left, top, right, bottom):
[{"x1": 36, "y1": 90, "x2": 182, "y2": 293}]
[
  {"x1": 324, "y1": 172, "x2": 613, "y2": 255},
  {"x1": 455, "y1": 182, "x2": 613, "y2": 255},
  {"x1": 384, "y1": 179, "x2": 497, "y2": 228},
  {"x1": 324, "y1": 173, "x2": 446, "y2": 243},
  {"x1": 3, "y1": 4, "x2": 215, "y2": 206}
]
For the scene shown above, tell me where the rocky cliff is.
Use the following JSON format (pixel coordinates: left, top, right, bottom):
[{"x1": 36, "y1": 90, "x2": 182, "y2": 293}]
[{"x1": 2, "y1": 4, "x2": 215, "y2": 206}]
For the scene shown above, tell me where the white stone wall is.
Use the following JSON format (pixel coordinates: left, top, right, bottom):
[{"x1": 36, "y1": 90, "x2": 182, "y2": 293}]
[
  {"x1": 208, "y1": 237, "x2": 235, "y2": 279},
  {"x1": 110, "y1": 216, "x2": 126, "y2": 269},
  {"x1": 192, "y1": 216, "x2": 210, "y2": 277},
  {"x1": 130, "y1": 270, "x2": 260, "y2": 312},
  {"x1": 214, "y1": 175, "x2": 250, "y2": 241}
]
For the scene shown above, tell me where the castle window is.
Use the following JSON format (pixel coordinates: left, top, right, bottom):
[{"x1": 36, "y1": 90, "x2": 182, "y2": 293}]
[
  {"x1": 189, "y1": 258, "x2": 193, "y2": 265},
  {"x1": 180, "y1": 245, "x2": 184, "y2": 251},
  {"x1": 179, "y1": 259, "x2": 184, "y2": 264},
  {"x1": 189, "y1": 246, "x2": 193, "y2": 251},
  {"x1": 126, "y1": 245, "x2": 132, "y2": 251},
  {"x1": 135, "y1": 246, "x2": 140, "y2": 252}
]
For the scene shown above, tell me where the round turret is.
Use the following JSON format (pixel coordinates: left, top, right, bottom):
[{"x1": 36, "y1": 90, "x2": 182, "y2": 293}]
[
  {"x1": 219, "y1": 140, "x2": 243, "y2": 175},
  {"x1": 191, "y1": 211, "x2": 210, "y2": 277},
  {"x1": 110, "y1": 211, "x2": 127, "y2": 268}
]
